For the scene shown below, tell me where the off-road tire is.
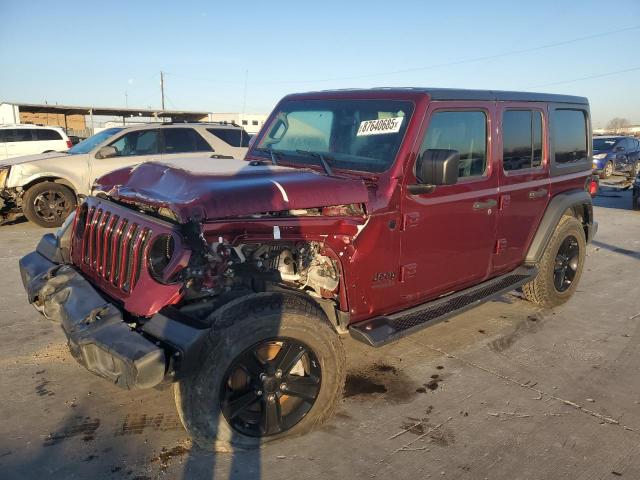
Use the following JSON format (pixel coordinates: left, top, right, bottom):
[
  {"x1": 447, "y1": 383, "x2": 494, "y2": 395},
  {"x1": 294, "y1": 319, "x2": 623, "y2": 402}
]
[
  {"x1": 522, "y1": 215, "x2": 586, "y2": 308},
  {"x1": 23, "y1": 182, "x2": 76, "y2": 228},
  {"x1": 599, "y1": 161, "x2": 614, "y2": 179},
  {"x1": 632, "y1": 161, "x2": 640, "y2": 178},
  {"x1": 174, "y1": 293, "x2": 346, "y2": 450}
]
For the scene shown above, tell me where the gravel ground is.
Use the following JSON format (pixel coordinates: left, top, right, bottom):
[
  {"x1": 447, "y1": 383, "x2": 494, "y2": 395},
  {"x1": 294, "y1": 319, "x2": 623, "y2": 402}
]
[{"x1": 1, "y1": 180, "x2": 639, "y2": 480}]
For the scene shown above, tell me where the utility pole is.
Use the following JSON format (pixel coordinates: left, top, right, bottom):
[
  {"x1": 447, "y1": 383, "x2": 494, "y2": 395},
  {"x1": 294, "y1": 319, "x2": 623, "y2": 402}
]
[
  {"x1": 160, "y1": 71, "x2": 165, "y2": 111},
  {"x1": 240, "y1": 69, "x2": 248, "y2": 145},
  {"x1": 125, "y1": 91, "x2": 128, "y2": 108}
]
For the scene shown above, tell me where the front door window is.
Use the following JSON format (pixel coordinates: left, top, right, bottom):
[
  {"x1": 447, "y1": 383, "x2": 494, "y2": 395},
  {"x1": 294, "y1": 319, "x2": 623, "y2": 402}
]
[{"x1": 109, "y1": 130, "x2": 159, "y2": 157}]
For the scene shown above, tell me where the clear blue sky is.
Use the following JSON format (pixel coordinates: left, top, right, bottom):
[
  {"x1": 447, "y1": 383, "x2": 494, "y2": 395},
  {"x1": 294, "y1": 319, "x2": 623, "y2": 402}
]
[{"x1": 1, "y1": 0, "x2": 639, "y2": 127}]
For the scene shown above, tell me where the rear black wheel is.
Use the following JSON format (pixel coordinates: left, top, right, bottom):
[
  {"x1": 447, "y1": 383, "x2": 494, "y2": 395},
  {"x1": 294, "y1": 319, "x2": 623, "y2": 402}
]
[
  {"x1": 23, "y1": 182, "x2": 76, "y2": 228},
  {"x1": 552, "y1": 235, "x2": 580, "y2": 292},
  {"x1": 175, "y1": 293, "x2": 346, "y2": 450},
  {"x1": 523, "y1": 216, "x2": 586, "y2": 307}
]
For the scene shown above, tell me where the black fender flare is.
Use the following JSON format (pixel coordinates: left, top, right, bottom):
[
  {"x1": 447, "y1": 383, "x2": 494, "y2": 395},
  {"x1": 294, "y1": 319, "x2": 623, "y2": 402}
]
[
  {"x1": 525, "y1": 190, "x2": 596, "y2": 265},
  {"x1": 207, "y1": 290, "x2": 346, "y2": 334}
]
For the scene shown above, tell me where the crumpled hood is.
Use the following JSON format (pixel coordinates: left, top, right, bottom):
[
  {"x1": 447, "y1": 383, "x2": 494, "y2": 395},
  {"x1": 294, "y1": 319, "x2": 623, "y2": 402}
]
[
  {"x1": 94, "y1": 157, "x2": 369, "y2": 222},
  {"x1": 0, "y1": 151, "x2": 68, "y2": 168}
]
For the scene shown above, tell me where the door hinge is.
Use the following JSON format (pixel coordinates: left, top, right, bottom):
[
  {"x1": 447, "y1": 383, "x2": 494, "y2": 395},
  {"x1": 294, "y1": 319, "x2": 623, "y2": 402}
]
[
  {"x1": 495, "y1": 238, "x2": 507, "y2": 254},
  {"x1": 402, "y1": 212, "x2": 420, "y2": 230},
  {"x1": 400, "y1": 263, "x2": 417, "y2": 282}
]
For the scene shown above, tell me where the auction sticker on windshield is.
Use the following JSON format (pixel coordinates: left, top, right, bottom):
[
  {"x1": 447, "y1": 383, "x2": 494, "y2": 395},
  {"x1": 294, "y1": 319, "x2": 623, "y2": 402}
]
[{"x1": 357, "y1": 117, "x2": 404, "y2": 136}]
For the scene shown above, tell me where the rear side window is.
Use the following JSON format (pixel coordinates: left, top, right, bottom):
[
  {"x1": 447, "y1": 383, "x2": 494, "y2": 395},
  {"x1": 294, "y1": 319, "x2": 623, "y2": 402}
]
[
  {"x1": 34, "y1": 129, "x2": 63, "y2": 141},
  {"x1": 502, "y1": 110, "x2": 543, "y2": 171},
  {"x1": 207, "y1": 128, "x2": 250, "y2": 147},
  {"x1": 162, "y1": 128, "x2": 212, "y2": 154},
  {"x1": 553, "y1": 109, "x2": 588, "y2": 164},
  {"x1": 4, "y1": 129, "x2": 34, "y2": 142},
  {"x1": 421, "y1": 111, "x2": 487, "y2": 178}
]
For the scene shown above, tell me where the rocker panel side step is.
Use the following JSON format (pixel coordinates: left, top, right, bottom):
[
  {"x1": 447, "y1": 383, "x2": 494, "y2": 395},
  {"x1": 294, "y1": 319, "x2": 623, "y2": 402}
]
[{"x1": 349, "y1": 267, "x2": 538, "y2": 347}]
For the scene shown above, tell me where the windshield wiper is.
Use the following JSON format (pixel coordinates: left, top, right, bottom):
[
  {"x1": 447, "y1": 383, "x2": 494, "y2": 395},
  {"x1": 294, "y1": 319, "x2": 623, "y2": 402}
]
[
  {"x1": 254, "y1": 147, "x2": 281, "y2": 166},
  {"x1": 295, "y1": 149, "x2": 334, "y2": 176}
]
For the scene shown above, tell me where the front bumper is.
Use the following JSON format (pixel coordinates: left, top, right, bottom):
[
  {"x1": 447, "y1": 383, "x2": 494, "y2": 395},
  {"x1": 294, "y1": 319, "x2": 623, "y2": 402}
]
[{"x1": 20, "y1": 250, "x2": 168, "y2": 389}]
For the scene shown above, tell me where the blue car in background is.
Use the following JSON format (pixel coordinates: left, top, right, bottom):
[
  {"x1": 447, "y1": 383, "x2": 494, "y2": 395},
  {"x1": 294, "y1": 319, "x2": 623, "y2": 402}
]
[{"x1": 593, "y1": 136, "x2": 640, "y2": 179}]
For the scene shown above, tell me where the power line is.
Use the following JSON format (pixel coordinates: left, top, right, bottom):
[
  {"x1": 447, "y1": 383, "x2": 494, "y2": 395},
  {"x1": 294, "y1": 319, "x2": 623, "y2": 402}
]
[
  {"x1": 527, "y1": 66, "x2": 640, "y2": 88},
  {"x1": 160, "y1": 25, "x2": 640, "y2": 87},
  {"x1": 268, "y1": 25, "x2": 640, "y2": 85}
]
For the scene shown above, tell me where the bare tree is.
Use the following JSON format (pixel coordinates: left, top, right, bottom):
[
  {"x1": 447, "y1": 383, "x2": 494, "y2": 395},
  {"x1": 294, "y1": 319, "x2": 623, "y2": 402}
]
[{"x1": 606, "y1": 117, "x2": 631, "y2": 134}]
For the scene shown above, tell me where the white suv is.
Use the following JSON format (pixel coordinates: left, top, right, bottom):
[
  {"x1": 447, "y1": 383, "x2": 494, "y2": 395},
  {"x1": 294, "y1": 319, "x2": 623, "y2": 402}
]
[
  {"x1": 0, "y1": 122, "x2": 250, "y2": 227},
  {"x1": 0, "y1": 125, "x2": 72, "y2": 160}
]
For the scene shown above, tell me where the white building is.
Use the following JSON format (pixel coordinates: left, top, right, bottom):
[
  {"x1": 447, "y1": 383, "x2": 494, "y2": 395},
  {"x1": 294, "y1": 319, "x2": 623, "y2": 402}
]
[
  {"x1": 0, "y1": 101, "x2": 269, "y2": 137},
  {"x1": 0, "y1": 103, "x2": 20, "y2": 124},
  {"x1": 207, "y1": 113, "x2": 268, "y2": 135}
]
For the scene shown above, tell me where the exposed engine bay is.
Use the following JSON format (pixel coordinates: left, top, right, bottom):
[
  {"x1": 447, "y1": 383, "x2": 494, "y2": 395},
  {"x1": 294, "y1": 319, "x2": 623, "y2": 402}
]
[{"x1": 174, "y1": 238, "x2": 341, "y2": 318}]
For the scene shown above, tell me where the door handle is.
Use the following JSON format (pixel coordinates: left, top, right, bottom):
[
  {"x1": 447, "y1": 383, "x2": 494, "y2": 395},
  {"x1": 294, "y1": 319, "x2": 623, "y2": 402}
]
[
  {"x1": 473, "y1": 199, "x2": 497, "y2": 210},
  {"x1": 528, "y1": 188, "x2": 547, "y2": 199}
]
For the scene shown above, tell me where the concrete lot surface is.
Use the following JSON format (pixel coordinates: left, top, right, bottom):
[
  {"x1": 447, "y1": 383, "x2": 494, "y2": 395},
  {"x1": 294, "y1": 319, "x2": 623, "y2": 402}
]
[{"x1": 1, "y1": 183, "x2": 639, "y2": 479}]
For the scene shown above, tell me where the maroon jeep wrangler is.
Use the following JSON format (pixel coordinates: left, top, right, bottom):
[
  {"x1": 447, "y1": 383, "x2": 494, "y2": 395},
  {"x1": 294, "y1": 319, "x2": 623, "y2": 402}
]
[{"x1": 20, "y1": 88, "x2": 597, "y2": 448}]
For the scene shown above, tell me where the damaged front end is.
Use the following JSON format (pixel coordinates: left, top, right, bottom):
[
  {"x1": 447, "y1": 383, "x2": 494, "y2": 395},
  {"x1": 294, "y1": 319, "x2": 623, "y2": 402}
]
[
  {"x1": 19, "y1": 198, "x2": 209, "y2": 390},
  {"x1": 0, "y1": 167, "x2": 21, "y2": 224},
  {"x1": 0, "y1": 188, "x2": 22, "y2": 226},
  {"x1": 20, "y1": 188, "x2": 365, "y2": 390}
]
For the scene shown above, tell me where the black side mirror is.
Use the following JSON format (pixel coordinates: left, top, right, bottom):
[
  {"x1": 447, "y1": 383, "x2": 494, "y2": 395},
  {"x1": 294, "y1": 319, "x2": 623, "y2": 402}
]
[{"x1": 409, "y1": 149, "x2": 460, "y2": 194}]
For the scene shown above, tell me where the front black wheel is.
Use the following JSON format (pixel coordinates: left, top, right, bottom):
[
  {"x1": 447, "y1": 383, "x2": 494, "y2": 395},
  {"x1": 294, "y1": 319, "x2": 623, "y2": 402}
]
[
  {"x1": 219, "y1": 337, "x2": 322, "y2": 438},
  {"x1": 175, "y1": 293, "x2": 346, "y2": 450},
  {"x1": 22, "y1": 182, "x2": 76, "y2": 228}
]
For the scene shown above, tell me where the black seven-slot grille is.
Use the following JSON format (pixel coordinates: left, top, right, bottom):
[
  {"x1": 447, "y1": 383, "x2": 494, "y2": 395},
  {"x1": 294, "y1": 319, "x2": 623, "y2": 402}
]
[{"x1": 79, "y1": 205, "x2": 152, "y2": 293}]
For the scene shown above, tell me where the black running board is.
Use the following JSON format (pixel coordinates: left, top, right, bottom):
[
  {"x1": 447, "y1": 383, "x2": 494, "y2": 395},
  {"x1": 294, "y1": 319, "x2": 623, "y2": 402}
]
[{"x1": 349, "y1": 267, "x2": 538, "y2": 347}]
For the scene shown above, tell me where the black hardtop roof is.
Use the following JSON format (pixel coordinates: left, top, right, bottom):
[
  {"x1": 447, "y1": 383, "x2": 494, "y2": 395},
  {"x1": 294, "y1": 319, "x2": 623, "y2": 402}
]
[{"x1": 303, "y1": 87, "x2": 588, "y2": 105}]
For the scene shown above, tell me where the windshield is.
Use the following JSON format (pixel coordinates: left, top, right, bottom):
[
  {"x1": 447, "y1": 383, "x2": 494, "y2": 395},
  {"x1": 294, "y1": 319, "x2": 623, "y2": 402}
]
[
  {"x1": 254, "y1": 99, "x2": 415, "y2": 173},
  {"x1": 68, "y1": 127, "x2": 124, "y2": 155},
  {"x1": 593, "y1": 138, "x2": 618, "y2": 151}
]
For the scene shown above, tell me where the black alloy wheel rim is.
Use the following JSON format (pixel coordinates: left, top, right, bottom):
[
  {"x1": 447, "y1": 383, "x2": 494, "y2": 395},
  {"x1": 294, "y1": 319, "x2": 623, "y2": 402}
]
[
  {"x1": 554, "y1": 235, "x2": 579, "y2": 292},
  {"x1": 220, "y1": 338, "x2": 322, "y2": 437},
  {"x1": 33, "y1": 190, "x2": 69, "y2": 222}
]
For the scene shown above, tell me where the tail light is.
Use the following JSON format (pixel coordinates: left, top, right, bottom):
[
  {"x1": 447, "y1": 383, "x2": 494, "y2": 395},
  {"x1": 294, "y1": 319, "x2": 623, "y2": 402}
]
[
  {"x1": 66, "y1": 139, "x2": 73, "y2": 149},
  {"x1": 586, "y1": 176, "x2": 599, "y2": 198}
]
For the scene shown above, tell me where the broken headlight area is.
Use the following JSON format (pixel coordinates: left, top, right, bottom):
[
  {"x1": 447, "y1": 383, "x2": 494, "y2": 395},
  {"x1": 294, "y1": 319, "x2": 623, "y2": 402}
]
[
  {"x1": 0, "y1": 186, "x2": 22, "y2": 224},
  {"x1": 0, "y1": 167, "x2": 9, "y2": 189},
  {"x1": 148, "y1": 234, "x2": 176, "y2": 283}
]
